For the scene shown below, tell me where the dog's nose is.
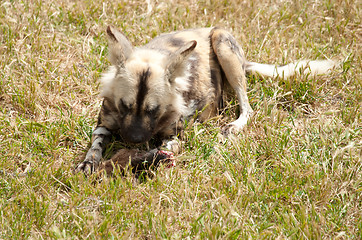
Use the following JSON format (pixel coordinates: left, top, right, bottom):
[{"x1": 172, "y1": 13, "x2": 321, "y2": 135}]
[
  {"x1": 128, "y1": 132, "x2": 146, "y2": 144},
  {"x1": 122, "y1": 127, "x2": 152, "y2": 144}
]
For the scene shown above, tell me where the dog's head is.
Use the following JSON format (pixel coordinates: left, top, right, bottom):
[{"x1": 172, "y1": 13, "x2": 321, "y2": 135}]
[{"x1": 100, "y1": 26, "x2": 197, "y2": 143}]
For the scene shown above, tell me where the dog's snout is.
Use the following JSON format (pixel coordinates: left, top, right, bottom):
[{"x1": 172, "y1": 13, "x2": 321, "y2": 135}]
[
  {"x1": 127, "y1": 130, "x2": 149, "y2": 144},
  {"x1": 120, "y1": 119, "x2": 153, "y2": 144}
]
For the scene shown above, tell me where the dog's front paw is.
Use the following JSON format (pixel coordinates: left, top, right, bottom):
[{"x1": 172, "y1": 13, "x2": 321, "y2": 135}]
[{"x1": 75, "y1": 160, "x2": 98, "y2": 175}]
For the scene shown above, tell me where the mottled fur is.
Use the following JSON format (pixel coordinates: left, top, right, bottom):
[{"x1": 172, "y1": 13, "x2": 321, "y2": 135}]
[{"x1": 76, "y1": 26, "x2": 335, "y2": 173}]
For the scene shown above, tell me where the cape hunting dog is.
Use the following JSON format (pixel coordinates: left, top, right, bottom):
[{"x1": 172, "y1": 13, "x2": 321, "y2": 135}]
[{"x1": 76, "y1": 26, "x2": 335, "y2": 173}]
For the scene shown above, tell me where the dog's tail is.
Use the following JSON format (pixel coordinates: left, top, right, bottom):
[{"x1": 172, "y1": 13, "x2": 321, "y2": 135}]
[{"x1": 245, "y1": 59, "x2": 336, "y2": 78}]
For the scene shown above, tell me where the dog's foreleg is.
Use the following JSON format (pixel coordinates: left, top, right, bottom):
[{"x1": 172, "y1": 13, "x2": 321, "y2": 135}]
[
  {"x1": 76, "y1": 126, "x2": 111, "y2": 174},
  {"x1": 211, "y1": 28, "x2": 253, "y2": 135}
]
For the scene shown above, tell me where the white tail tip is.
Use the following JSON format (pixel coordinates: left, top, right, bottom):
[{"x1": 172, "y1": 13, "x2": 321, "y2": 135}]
[{"x1": 246, "y1": 59, "x2": 336, "y2": 79}]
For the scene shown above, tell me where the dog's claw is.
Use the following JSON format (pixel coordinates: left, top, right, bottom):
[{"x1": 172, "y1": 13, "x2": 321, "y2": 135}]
[
  {"x1": 221, "y1": 124, "x2": 237, "y2": 137},
  {"x1": 75, "y1": 160, "x2": 97, "y2": 175},
  {"x1": 221, "y1": 116, "x2": 249, "y2": 137}
]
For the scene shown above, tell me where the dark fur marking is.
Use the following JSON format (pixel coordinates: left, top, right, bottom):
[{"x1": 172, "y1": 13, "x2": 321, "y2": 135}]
[
  {"x1": 208, "y1": 37, "x2": 224, "y2": 112},
  {"x1": 212, "y1": 68, "x2": 224, "y2": 110},
  {"x1": 225, "y1": 35, "x2": 244, "y2": 61},
  {"x1": 136, "y1": 68, "x2": 151, "y2": 114},
  {"x1": 227, "y1": 35, "x2": 240, "y2": 54},
  {"x1": 102, "y1": 98, "x2": 118, "y2": 112},
  {"x1": 210, "y1": 50, "x2": 221, "y2": 91},
  {"x1": 218, "y1": 70, "x2": 226, "y2": 111},
  {"x1": 156, "y1": 109, "x2": 177, "y2": 129},
  {"x1": 154, "y1": 108, "x2": 179, "y2": 136},
  {"x1": 97, "y1": 113, "x2": 102, "y2": 125},
  {"x1": 210, "y1": 69, "x2": 218, "y2": 85},
  {"x1": 169, "y1": 37, "x2": 185, "y2": 47},
  {"x1": 106, "y1": 26, "x2": 117, "y2": 42},
  {"x1": 213, "y1": 32, "x2": 243, "y2": 61},
  {"x1": 98, "y1": 98, "x2": 119, "y2": 126},
  {"x1": 182, "y1": 53, "x2": 199, "y2": 101},
  {"x1": 146, "y1": 105, "x2": 160, "y2": 119},
  {"x1": 118, "y1": 99, "x2": 131, "y2": 115}
]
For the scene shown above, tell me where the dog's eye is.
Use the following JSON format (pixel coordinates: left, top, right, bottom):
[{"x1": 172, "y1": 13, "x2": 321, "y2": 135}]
[{"x1": 146, "y1": 106, "x2": 160, "y2": 116}]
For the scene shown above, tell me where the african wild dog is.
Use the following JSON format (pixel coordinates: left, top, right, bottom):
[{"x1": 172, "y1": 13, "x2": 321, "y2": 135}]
[{"x1": 76, "y1": 26, "x2": 335, "y2": 173}]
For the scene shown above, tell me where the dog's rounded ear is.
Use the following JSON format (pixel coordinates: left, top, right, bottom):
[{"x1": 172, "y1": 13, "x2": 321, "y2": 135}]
[
  {"x1": 175, "y1": 40, "x2": 197, "y2": 59},
  {"x1": 106, "y1": 26, "x2": 133, "y2": 68},
  {"x1": 165, "y1": 40, "x2": 197, "y2": 84}
]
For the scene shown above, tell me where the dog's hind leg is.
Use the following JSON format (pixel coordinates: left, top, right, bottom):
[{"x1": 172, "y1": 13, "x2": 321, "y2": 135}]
[{"x1": 210, "y1": 28, "x2": 253, "y2": 135}]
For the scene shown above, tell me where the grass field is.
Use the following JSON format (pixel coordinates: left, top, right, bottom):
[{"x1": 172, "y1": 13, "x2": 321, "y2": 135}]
[{"x1": 0, "y1": 0, "x2": 361, "y2": 238}]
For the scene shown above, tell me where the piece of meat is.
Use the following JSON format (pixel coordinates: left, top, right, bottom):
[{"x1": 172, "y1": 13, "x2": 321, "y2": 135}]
[{"x1": 98, "y1": 148, "x2": 175, "y2": 175}]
